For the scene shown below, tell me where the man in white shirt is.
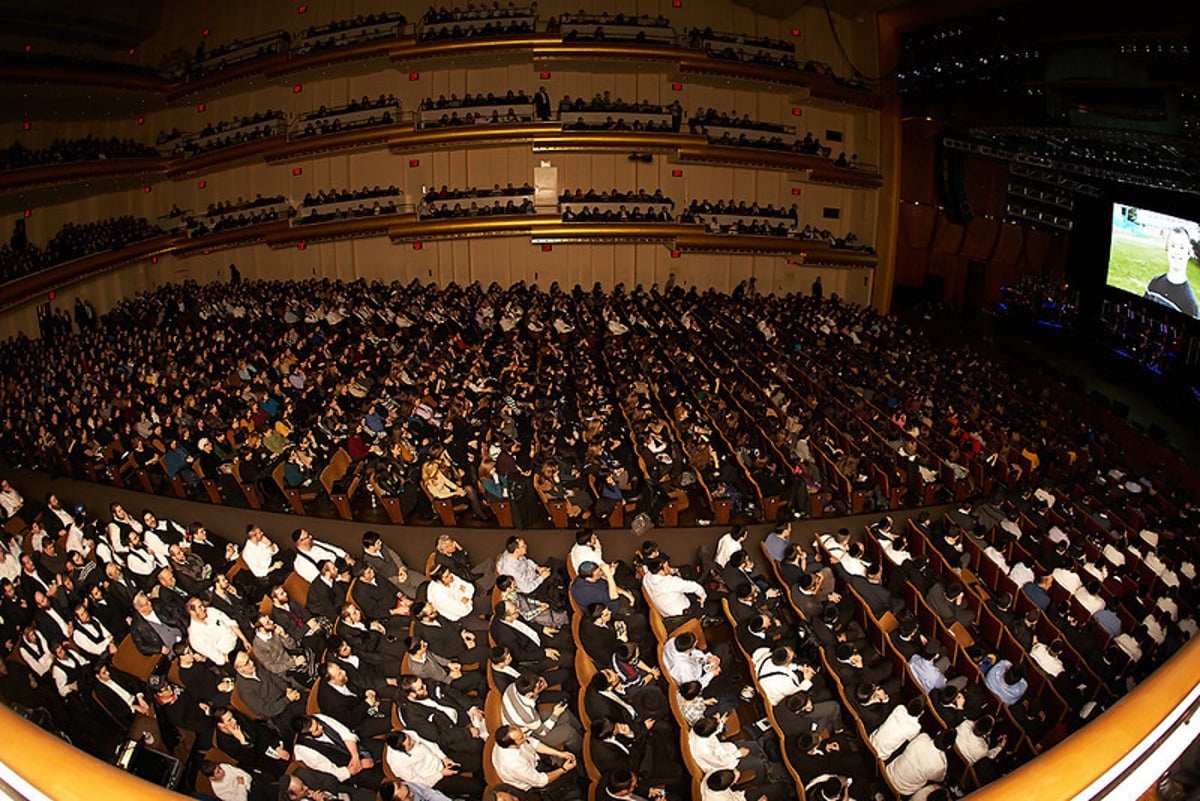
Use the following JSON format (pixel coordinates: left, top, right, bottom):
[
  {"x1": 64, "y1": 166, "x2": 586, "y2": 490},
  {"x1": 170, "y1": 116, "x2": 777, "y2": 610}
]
[
  {"x1": 290, "y1": 528, "x2": 351, "y2": 584},
  {"x1": 384, "y1": 729, "x2": 483, "y2": 798},
  {"x1": 187, "y1": 597, "x2": 249, "y2": 666},
  {"x1": 642, "y1": 559, "x2": 706, "y2": 626},
  {"x1": 569, "y1": 529, "x2": 607, "y2": 573},
  {"x1": 200, "y1": 761, "x2": 256, "y2": 801},
  {"x1": 687, "y1": 716, "x2": 765, "y2": 776},
  {"x1": 869, "y1": 697, "x2": 925, "y2": 760},
  {"x1": 885, "y1": 730, "x2": 954, "y2": 796},
  {"x1": 491, "y1": 724, "x2": 578, "y2": 792},
  {"x1": 241, "y1": 525, "x2": 287, "y2": 590},
  {"x1": 663, "y1": 631, "x2": 722, "y2": 690},
  {"x1": 1029, "y1": 639, "x2": 1065, "y2": 677},
  {"x1": 1075, "y1": 582, "x2": 1106, "y2": 616},
  {"x1": 426, "y1": 565, "x2": 486, "y2": 629},
  {"x1": 955, "y1": 715, "x2": 1005, "y2": 766},
  {"x1": 752, "y1": 646, "x2": 813, "y2": 707},
  {"x1": 702, "y1": 769, "x2": 767, "y2": 801}
]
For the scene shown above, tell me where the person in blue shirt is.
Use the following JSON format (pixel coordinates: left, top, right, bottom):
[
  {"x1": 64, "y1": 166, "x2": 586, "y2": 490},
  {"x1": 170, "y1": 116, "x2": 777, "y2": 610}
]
[
  {"x1": 909, "y1": 641, "x2": 968, "y2": 695},
  {"x1": 763, "y1": 521, "x2": 792, "y2": 563},
  {"x1": 985, "y1": 660, "x2": 1027, "y2": 706},
  {"x1": 1021, "y1": 575, "x2": 1053, "y2": 611}
]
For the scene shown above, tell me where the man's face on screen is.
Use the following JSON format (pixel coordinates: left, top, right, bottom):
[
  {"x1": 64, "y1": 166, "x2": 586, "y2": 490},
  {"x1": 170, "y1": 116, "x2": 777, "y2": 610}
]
[{"x1": 1167, "y1": 230, "x2": 1192, "y2": 280}]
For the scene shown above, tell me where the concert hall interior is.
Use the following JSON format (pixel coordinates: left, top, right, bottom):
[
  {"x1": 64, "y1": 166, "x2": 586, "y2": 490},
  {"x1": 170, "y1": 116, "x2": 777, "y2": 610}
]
[{"x1": 0, "y1": 2, "x2": 1198, "y2": 801}]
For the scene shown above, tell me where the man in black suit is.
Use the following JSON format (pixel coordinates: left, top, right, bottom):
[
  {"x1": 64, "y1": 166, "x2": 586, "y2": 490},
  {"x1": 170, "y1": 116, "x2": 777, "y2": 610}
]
[
  {"x1": 349, "y1": 564, "x2": 410, "y2": 634},
  {"x1": 306, "y1": 560, "x2": 350, "y2": 621},
  {"x1": 412, "y1": 600, "x2": 487, "y2": 664},
  {"x1": 888, "y1": 616, "x2": 927, "y2": 662},
  {"x1": 92, "y1": 662, "x2": 152, "y2": 730},
  {"x1": 926, "y1": 581, "x2": 974, "y2": 629},
  {"x1": 849, "y1": 562, "x2": 903, "y2": 617},
  {"x1": 579, "y1": 603, "x2": 627, "y2": 667},
  {"x1": 396, "y1": 675, "x2": 484, "y2": 774},
  {"x1": 534, "y1": 86, "x2": 552, "y2": 121},
  {"x1": 269, "y1": 584, "x2": 328, "y2": 656},
  {"x1": 489, "y1": 600, "x2": 573, "y2": 674},
  {"x1": 432, "y1": 534, "x2": 493, "y2": 595},
  {"x1": 589, "y1": 716, "x2": 651, "y2": 778},
  {"x1": 232, "y1": 649, "x2": 306, "y2": 737},
  {"x1": 316, "y1": 661, "x2": 392, "y2": 737}
]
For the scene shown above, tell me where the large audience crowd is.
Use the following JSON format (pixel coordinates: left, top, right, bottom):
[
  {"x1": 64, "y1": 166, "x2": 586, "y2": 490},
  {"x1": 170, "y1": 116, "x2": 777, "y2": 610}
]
[{"x1": 0, "y1": 278, "x2": 1193, "y2": 801}]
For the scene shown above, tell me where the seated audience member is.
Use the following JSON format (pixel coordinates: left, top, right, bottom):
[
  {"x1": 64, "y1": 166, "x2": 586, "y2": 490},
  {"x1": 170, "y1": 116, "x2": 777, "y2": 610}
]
[
  {"x1": 292, "y1": 713, "x2": 384, "y2": 790},
  {"x1": 491, "y1": 724, "x2": 582, "y2": 799},
  {"x1": 384, "y1": 728, "x2": 485, "y2": 799},
  {"x1": 985, "y1": 660, "x2": 1028, "y2": 706},
  {"x1": 500, "y1": 673, "x2": 584, "y2": 753},
  {"x1": 884, "y1": 729, "x2": 956, "y2": 796},
  {"x1": 232, "y1": 649, "x2": 306, "y2": 737}
]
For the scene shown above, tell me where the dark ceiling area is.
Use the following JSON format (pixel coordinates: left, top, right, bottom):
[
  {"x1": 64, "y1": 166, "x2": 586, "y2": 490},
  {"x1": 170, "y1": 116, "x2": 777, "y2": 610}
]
[
  {"x1": 893, "y1": 0, "x2": 1200, "y2": 200},
  {"x1": 0, "y1": 0, "x2": 163, "y2": 48}
]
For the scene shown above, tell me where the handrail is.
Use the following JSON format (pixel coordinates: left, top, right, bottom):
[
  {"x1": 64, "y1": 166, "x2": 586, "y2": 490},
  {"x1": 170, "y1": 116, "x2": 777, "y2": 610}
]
[
  {"x1": 0, "y1": 704, "x2": 180, "y2": 801},
  {"x1": 965, "y1": 634, "x2": 1200, "y2": 800}
]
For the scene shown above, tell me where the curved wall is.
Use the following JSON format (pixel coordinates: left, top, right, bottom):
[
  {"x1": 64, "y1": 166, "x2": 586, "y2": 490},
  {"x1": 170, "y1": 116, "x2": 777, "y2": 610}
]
[{"x1": 0, "y1": 1, "x2": 882, "y2": 338}]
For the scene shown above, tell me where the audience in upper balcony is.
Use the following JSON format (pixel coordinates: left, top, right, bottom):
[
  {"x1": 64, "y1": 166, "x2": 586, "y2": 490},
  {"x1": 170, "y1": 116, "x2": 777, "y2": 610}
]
[
  {"x1": 169, "y1": 32, "x2": 291, "y2": 82},
  {"x1": 183, "y1": 195, "x2": 292, "y2": 237},
  {"x1": 419, "y1": 4, "x2": 536, "y2": 42},
  {"x1": 294, "y1": 95, "x2": 400, "y2": 140},
  {"x1": 417, "y1": 91, "x2": 534, "y2": 128},
  {"x1": 294, "y1": 12, "x2": 408, "y2": 55},
  {"x1": 296, "y1": 187, "x2": 404, "y2": 225},
  {"x1": 559, "y1": 188, "x2": 674, "y2": 223},
  {"x1": 0, "y1": 136, "x2": 158, "y2": 171},
  {"x1": 421, "y1": 184, "x2": 535, "y2": 220},
  {"x1": 0, "y1": 216, "x2": 162, "y2": 285},
  {"x1": 157, "y1": 111, "x2": 286, "y2": 158}
]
